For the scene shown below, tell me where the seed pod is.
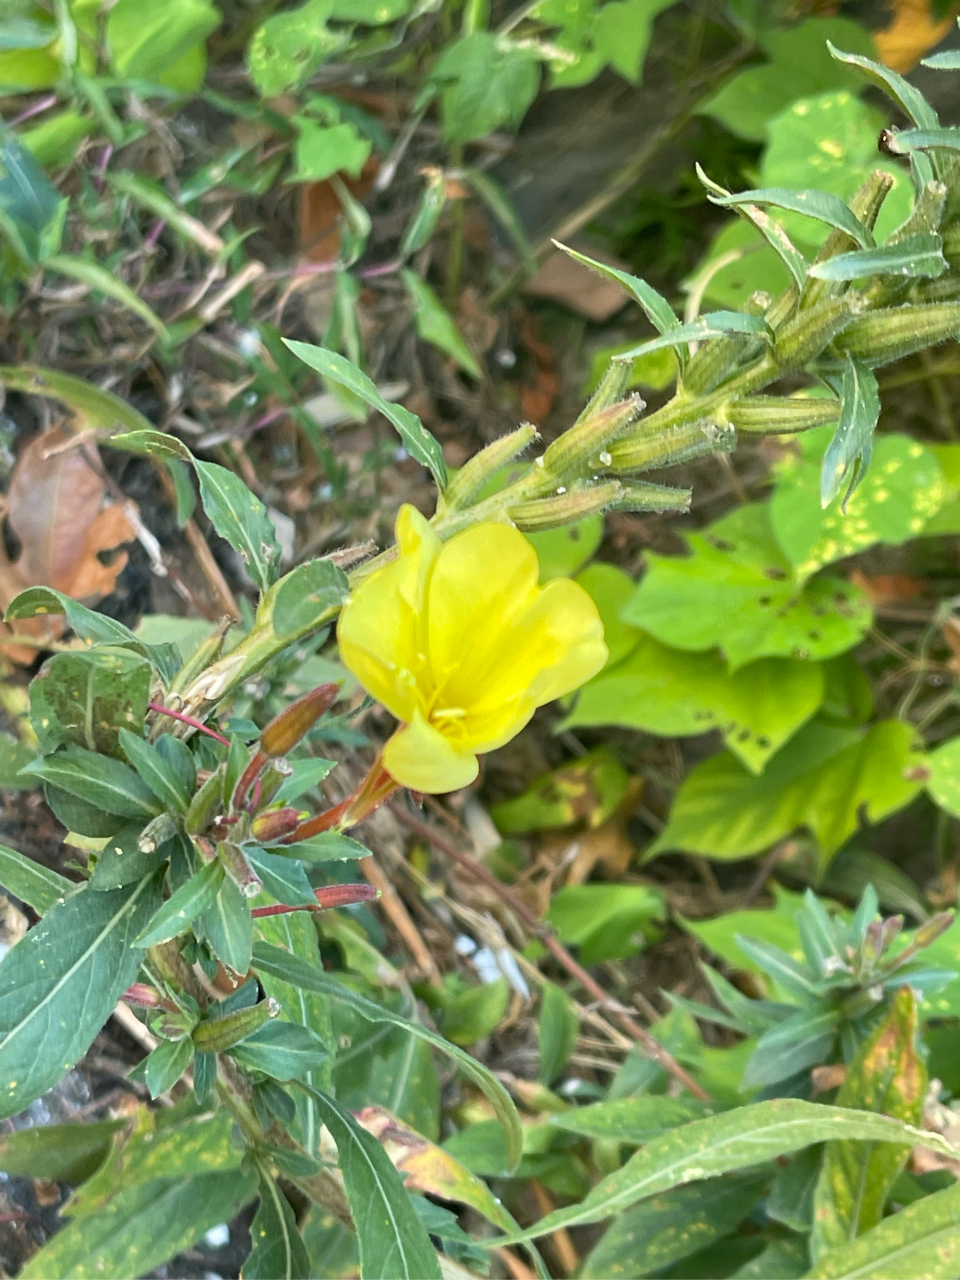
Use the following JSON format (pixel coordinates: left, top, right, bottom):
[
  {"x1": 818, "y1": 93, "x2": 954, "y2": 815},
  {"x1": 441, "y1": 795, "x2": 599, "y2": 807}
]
[
  {"x1": 773, "y1": 296, "x2": 863, "y2": 372},
  {"x1": 725, "y1": 396, "x2": 840, "y2": 434},
  {"x1": 607, "y1": 419, "x2": 734, "y2": 472},
  {"x1": 166, "y1": 617, "x2": 234, "y2": 697},
  {"x1": 251, "y1": 807, "x2": 302, "y2": 843},
  {"x1": 539, "y1": 398, "x2": 643, "y2": 484},
  {"x1": 218, "y1": 840, "x2": 263, "y2": 898},
  {"x1": 261, "y1": 684, "x2": 339, "y2": 758},
  {"x1": 802, "y1": 171, "x2": 896, "y2": 311},
  {"x1": 185, "y1": 767, "x2": 225, "y2": 836},
  {"x1": 610, "y1": 480, "x2": 691, "y2": 513},
  {"x1": 834, "y1": 301, "x2": 960, "y2": 367},
  {"x1": 192, "y1": 997, "x2": 278, "y2": 1054},
  {"x1": 508, "y1": 480, "x2": 623, "y2": 530},
  {"x1": 442, "y1": 423, "x2": 539, "y2": 511},
  {"x1": 573, "y1": 359, "x2": 635, "y2": 425}
]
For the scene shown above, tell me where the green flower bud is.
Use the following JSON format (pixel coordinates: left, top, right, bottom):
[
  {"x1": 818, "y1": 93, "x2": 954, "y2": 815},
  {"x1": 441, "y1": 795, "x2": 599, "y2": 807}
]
[
  {"x1": 509, "y1": 480, "x2": 623, "y2": 530},
  {"x1": 774, "y1": 296, "x2": 863, "y2": 372},
  {"x1": 724, "y1": 395, "x2": 840, "y2": 434},
  {"x1": 607, "y1": 419, "x2": 734, "y2": 473},
  {"x1": 538, "y1": 397, "x2": 643, "y2": 484},
  {"x1": 610, "y1": 480, "x2": 691, "y2": 513},
  {"x1": 834, "y1": 301, "x2": 960, "y2": 367},
  {"x1": 192, "y1": 997, "x2": 278, "y2": 1054},
  {"x1": 442, "y1": 424, "x2": 539, "y2": 511},
  {"x1": 218, "y1": 840, "x2": 263, "y2": 898}
]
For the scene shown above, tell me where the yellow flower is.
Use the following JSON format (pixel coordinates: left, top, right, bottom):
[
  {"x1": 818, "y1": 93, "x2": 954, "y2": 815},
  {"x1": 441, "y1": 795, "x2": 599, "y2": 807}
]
[{"x1": 337, "y1": 505, "x2": 608, "y2": 793}]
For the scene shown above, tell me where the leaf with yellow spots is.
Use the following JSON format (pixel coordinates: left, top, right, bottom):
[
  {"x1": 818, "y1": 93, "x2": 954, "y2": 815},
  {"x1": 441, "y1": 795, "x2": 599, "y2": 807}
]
[
  {"x1": 811, "y1": 988, "x2": 926, "y2": 1260},
  {"x1": 874, "y1": 0, "x2": 960, "y2": 74},
  {"x1": 770, "y1": 429, "x2": 946, "y2": 583}
]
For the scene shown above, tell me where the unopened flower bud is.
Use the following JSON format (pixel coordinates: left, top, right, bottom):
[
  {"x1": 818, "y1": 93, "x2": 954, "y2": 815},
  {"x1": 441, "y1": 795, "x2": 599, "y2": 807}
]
[
  {"x1": 607, "y1": 419, "x2": 734, "y2": 473},
  {"x1": 725, "y1": 396, "x2": 840, "y2": 435},
  {"x1": 774, "y1": 296, "x2": 863, "y2": 372},
  {"x1": 261, "y1": 684, "x2": 339, "y2": 757},
  {"x1": 254, "y1": 758, "x2": 293, "y2": 810},
  {"x1": 537, "y1": 398, "x2": 644, "y2": 487},
  {"x1": 443, "y1": 424, "x2": 539, "y2": 511},
  {"x1": 123, "y1": 983, "x2": 163, "y2": 1008},
  {"x1": 218, "y1": 840, "x2": 263, "y2": 898},
  {"x1": 508, "y1": 480, "x2": 623, "y2": 531},
  {"x1": 610, "y1": 480, "x2": 691, "y2": 514},
  {"x1": 185, "y1": 767, "x2": 225, "y2": 836},
  {"x1": 192, "y1": 997, "x2": 277, "y2": 1053},
  {"x1": 835, "y1": 301, "x2": 960, "y2": 368},
  {"x1": 312, "y1": 883, "x2": 380, "y2": 909},
  {"x1": 911, "y1": 910, "x2": 955, "y2": 950},
  {"x1": 251, "y1": 807, "x2": 302, "y2": 843}
]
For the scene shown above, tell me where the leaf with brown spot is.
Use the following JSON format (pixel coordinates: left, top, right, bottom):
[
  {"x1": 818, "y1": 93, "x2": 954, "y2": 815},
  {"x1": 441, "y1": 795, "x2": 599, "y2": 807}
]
[{"x1": 811, "y1": 987, "x2": 926, "y2": 1260}]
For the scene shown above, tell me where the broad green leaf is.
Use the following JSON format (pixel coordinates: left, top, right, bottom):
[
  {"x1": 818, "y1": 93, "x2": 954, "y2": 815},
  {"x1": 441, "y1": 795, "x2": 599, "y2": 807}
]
[
  {"x1": 271, "y1": 559, "x2": 349, "y2": 639},
  {"x1": 229, "y1": 1019, "x2": 329, "y2": 1081},
  {"x1": 245, "y1": 1167, "x2": 310, "y2": 1279},
  {"x1": 292, "y1": 107, "x2": 370, "y2": 183},
  {"x1": 30, "y1": 650, "x2": 151, "y2": 759},
  {"x1": 430, "y1": 32, "x2": 539, "y2": 146},
  {"x1": 401, "y1": 269, "x2": 481, "y2": 378},
  {"x1": 252, "y1": 941, "x2": 523, "y2": 1170},
  {"x1": 812, "y1": 989, "x2": 925, "y2": 1257},
  {"x1": 137, "y1": 860, "x2": 225, "y2": 947},
  {"x1": 118, "y1": 728, "x2": 191, "y2": 813},
  {"x1": 285, "y1": 341, "x2": 447, "y2": 490},
  {"x1": 771, "y1": 430, "x2": 945, "y2": 582},
  {"x1": 682, "y1": 884, "x2": 807, "y2": 970},
  {"x1": 269, "y1": 831, "x2": 370, "y2": 862},
  {"x1": 45, "y1": 254, "x2": 168, "y2": 338},
  {"x1": 0, "y1": 842, "x2": 74, "y2": 913},
  {"x1": 926, "y1": 736, "x2": 960, "y2": 819},
  {"x1": 555, "y1": 243, "x2": 680, "y2": 339},
  {"x1": 246, "y1": 0, "x2": 347, "y2": 97},
  {"x1": 649, "y1": 719, "x2": 924, "y2": 864},
  {"x1": 22, "y1": 746, "x2": 161, "y2": 820},
  {"x1": 742, "y1": 1004, "x2": 838, "y2": 1090},
  {"x1": 490, "y1": 747, "x2": 630, "y2": 835},
  {"x1": 44, "y1": 784, "x2": 128, "y2": 839},
  {"x1": 0, "y1": 875, "x2": 161, "y2": 1119},
  {"x1": 492, "y1": 1099, "x2": 956, "y2": 1245},
  {"x1": 526, "y1": 514, "x2": 604, "y2": 581},
  {"x1": 809, "y1": 233, "x2": 946, "y2": 282},
  {"x1": 20, "y1": 1168, "x2": 256, "y2": 1280},
  {"x1": 546, "y1": 883, "x2": 664, "y2": 965},
  {"x1": 698, "y1": 17, "x2": 874, "y2": 141},
  {"x1": 106, "y1": 0, "x2": 219, "y2": 86},
  {"x1": 574, "y1": 562, "x2": 641, "y2": 669},
  {"x1": 550, "y1": 1096, "x2": 718, "y2": 1144},
  {"x1": 306, "y1": 1088, "x2": 441, "y2": 1279},
  {"x1": 144, "y1": 1037, "x2": 194, "y2": 1098},
  {"x1": 538, "y1": 981, "x2": 578, "y2": 1085},
  {"x1": 582, "y1": 1171, "x2": 770, "y2": 1279},
  {"x1": 198, "y1": 872, "x2": 253, "y2": 975},
  {"x1": 708, "y1": 187, "x2": 873, "y2": 247},
  {"x1": 6, "y1": 587, "x2": 140, "y2": 647},
  {"x1": 821, "y1": 358, "x2": 880, "y2": 509},
  {"x1": 563, "y1": 637, "x2": 826, "y2": 775},
  {"x1": 0, "y1": 1119, "x2": 121, "y2": 1184},
  {"x1": 248, "y1": 851, "x2": 316, "y2": 907},
  {"x1": 622, "y1": 503, "x2": 872, "y2": 669},
  {"x1": 272, "y1": 756, "x2": 337, "y2": 805},
  {"x1": 194, "y1": 460, "x2": 282, "y2": 593}
]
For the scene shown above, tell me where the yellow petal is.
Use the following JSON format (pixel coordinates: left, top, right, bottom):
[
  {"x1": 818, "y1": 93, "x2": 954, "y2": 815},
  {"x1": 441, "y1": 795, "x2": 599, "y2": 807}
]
[
  {"x1": 337, "y1": 505, "x2": 440, "y2": 721},
  {"x1": 382, "y1": 710, "x2": 480, "y2": 793}
]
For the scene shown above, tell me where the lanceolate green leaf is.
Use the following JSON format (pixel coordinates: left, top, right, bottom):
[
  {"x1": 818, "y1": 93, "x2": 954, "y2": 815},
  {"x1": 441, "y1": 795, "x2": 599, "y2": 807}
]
[
  {"x1": 118, "y1": 729, "x2": 191, "y2": 813},
  {"x1": 805, "y1": 1180, "x2": 960, "y2": 1278},
  {"x1": 0, "y1": 843, "x2": 74, "y2": 913},
  {"x1": 106, "y1": 429, "x2": 194, "y2": 461},
  {"x1": 136, "y1": 860, "x2": 225, "y2": 947},
  {"x1": 284, "y1": 341, "x2": 448, "y2": 491},
  {"x1": 0, "y1": 875, "x2": 161, "y2": 1119},
  {"x1": 811, "y1": 989, "x2": 925, "y2": 1257},
  {"x1": 821, "y1": 357, "x2": 880, "y2": 508},
  {"x1": 21, "y1": 746, "x2": 161, "y2": 819},
  {"x1": 401, "y1": 269, "x2": 482, "y2": 379},
  {"x1": 44, "y1": 254, "x2": 169, "y2": 338},
  {"x1": 826, "y1": 44, "x2": 939, "y2": 132},
  {"x1": 491, "y1": 1100, "x2": 955, "y2": 1245},
  {"x1": 20, "y1": 1168, "x2": 257, "y2": 1280},
  {"x1": 244, "y1": 1166, "x2": 310, "y2": 1280},
  {"x1": 194, "y1": 460, "x2": 282, "y2": 593},
  {"x1": 708, "y1": 187, "x2": 873, "y2": 247},
  {"x1": 615, "y1": 311, "x2": 772, "y2": 363},
  {"x1": 5, "y1": 587, "x2": 141, "y2": 647},
  {"x1": 252, "y1": 941, "x2": 522, "y2": 1171},
  {"x1": 809, "y1": 234, "x2": 946, "y2": 282},
  {"x1": 306, "y1": 1088, "x2": 441, "y2": 1280},
  {"x1": 554, "y1": 243, "x2": 681, "y2": 345}
]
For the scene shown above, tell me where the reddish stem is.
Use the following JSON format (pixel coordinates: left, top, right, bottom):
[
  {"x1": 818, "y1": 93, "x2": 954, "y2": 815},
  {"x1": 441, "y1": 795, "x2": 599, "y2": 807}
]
[
  {"x1": 148, "y1": 702, "x2": 230, "y2": 747},
  {"x1": 285, "y1": 797, "x2": 352, "y2": 842},
  {"x1": 251, "y1": 883, "x2": 378, "y2": 917}
]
